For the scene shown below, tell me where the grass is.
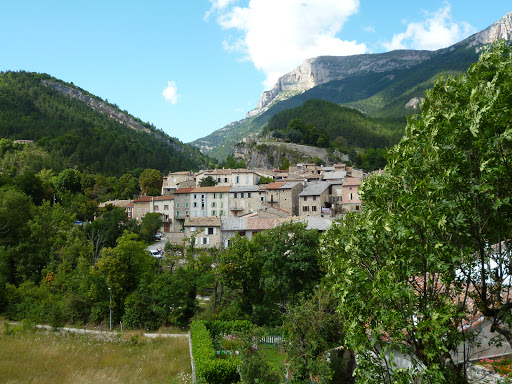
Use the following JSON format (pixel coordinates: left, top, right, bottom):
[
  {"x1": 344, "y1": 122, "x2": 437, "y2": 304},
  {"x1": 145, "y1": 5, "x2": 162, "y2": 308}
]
[{"x1": 0, "y1": 322, "x2": 192, "y2": 384}]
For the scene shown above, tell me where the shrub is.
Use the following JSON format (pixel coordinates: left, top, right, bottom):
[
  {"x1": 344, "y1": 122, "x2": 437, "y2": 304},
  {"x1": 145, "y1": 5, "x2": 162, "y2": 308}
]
[{"x1": 190, "y1": 321, "x2": 240, "y2": 384}]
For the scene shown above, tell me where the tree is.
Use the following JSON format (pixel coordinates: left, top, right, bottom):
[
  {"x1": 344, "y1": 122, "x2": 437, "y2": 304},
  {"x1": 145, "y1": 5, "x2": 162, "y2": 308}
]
[
  {"x1": 321, "y1": 42, "x2": 512, "y2": 382},
  {"x1": 138, "y1": 168, "x2": 163, "y2": 196},
  {"x1": 54, "y1": 168, "x2": 82, "y2": 195},
  {"x1": 138, "y1": 212, "x2": 162, "y2": 243},
  {"x1": 95, "y1": 232, "x2": 156, "y2": 322},
  {"x1": 284, "y1": 289, "x2": 352, "y2": 384},
  {"x1": 200, "y1": 175, "x2": 218, "y2": 187}
]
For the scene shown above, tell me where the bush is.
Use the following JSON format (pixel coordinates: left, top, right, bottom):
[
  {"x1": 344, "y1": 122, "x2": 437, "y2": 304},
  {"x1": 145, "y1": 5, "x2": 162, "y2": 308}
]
[{"x1": 190, "y1": 321, "x2": 240, "y2": 384}]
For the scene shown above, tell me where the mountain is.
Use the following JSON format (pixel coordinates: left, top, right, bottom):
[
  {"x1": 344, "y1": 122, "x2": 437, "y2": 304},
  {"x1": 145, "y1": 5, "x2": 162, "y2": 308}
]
[
  {"x1": 0, "y1": 71, "x2": 213, "y2": 176},
  {"x1": 192, "y1": 11, "x2": 512, "y2": 160}
]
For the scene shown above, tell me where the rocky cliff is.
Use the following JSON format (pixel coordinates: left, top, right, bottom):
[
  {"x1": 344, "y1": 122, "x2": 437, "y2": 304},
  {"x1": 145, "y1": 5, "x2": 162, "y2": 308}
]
[
  {"x1": 467, "y1": 11, "x2": 512, "y2": 47},
  {"x1": 251, "y1": 50, "x2": 435, "y2": 115},
  {"x1": 250, "y1": 11, "x2": 512, "y2": 116}
]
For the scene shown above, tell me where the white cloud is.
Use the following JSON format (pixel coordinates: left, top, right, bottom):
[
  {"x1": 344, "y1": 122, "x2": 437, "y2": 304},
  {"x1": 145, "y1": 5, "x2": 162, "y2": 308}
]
[
  {"x1": 383, "y1": 3, "x2": 476, "y2": 51},
  {"x1": 162, "y1": 81, "x2": 179, "y2": 105},
  {"x1": 362, "y1": 25, "x2": 375, "y2": 33},
  {"x1": 207, "y1": 0, "x2": 367, "y2": 89}
]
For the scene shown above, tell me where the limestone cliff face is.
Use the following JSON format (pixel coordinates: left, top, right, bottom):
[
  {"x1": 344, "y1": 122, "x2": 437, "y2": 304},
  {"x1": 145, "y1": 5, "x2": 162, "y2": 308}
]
[
  {"x1": 467, "y1": 11, "x2": 512, "y2": 46},
  {"x1": 251, "y1": 50, "x2": 435, "y2": 115}
]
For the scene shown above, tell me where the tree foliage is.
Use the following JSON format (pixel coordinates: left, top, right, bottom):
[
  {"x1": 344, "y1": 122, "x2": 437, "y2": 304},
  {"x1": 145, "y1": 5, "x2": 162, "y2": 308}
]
[{"x1": 321, "y1": 42, "x2": 512, "y2": 383}]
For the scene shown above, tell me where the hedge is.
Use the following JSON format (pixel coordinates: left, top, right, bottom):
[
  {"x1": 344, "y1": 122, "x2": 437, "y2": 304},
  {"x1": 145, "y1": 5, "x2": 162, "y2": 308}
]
[{"x1": 190, "y1": 321, "x2": 240, "y2": 384}]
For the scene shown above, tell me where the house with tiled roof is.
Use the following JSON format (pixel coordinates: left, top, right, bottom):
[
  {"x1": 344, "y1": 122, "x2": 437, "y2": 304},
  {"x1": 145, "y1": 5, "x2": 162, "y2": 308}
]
[
  {"x1": 184, "y1": 217, "x2": 222, "y2": 248},
  {"x1": 132, "y1": 195, "x2": 154, "y2": 222},
  {"x1": 161, "y1": 171, "x2": 195, "y2": 195},
  {"x1": 341, "y1": 178, "x2": 362, "y2": 213},
  {"x1": 229, "y1": 185, "x2": 260, "y2": 217},
  {"x1": 299, "y1": 182, "x2": 332, "y2": 217},
  {"x1": 258, "y1": 181, "x2": 303, "y2": 216},
  {"x1": 151, "y1": 195, "x2": 175, "y2": 232},
  {"x1": 196, "y1": 169, "x2": 261, "y2": 187},
  {"x1": 221, "y1": 217, "x2": 282, "y2": 247}
]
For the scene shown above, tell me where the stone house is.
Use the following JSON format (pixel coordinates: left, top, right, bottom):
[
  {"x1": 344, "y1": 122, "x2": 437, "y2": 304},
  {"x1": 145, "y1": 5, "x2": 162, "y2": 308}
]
[
  {"x1": 190, "y1": 186, "x2": 230, "y2": 218},
  {"x1": 299, "y1": 182, "x2": 332, "y2": 217},
  {"x1": 221, "y1": 217, "x2": 282, "y2": 248},
  {"x1": 196, "y1": 169, "x2": 261, "y2": 187},
  {"x1": 174, "y1": 187, "x2": 195, "y2": 230},
  {"x1": 131, "y1": 195, "x2": 153, "y2": 222},
  {"x1": 161, "y1": 171, "x2": 195, "y2": 195},
  {"x1": 258, "y1": 182, "x2": 303, "y2": 216},
  {"x1": 183, "y1": 217, "x2": 222, "y2": 248},
  {"x1": 151, "y1": 195, "x2": 175, "y2": 232},
  {"x1": 341, "y1": 178, "x2": 362, "y2": 213},
  {"x1": 229, "y1": 185, "x2": 260, "y2": 217}
]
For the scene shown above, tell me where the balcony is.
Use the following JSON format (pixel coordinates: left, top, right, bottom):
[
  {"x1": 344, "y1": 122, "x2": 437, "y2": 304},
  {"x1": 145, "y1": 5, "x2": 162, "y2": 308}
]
[{"x1": 230, "y1": 205, "x2": 243, "y2": 211}]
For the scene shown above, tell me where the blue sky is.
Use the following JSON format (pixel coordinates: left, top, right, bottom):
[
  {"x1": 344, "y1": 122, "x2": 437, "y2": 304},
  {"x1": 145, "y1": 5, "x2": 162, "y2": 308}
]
[{"x1": 1, "y1": 1, "x2": 510, "y2": 143}]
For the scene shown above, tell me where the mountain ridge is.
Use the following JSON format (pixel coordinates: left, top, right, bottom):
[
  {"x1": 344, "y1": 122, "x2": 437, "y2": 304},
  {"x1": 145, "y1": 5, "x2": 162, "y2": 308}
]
[{"x1": 192, "y1": 10, "x2": 512, "y2": 160}]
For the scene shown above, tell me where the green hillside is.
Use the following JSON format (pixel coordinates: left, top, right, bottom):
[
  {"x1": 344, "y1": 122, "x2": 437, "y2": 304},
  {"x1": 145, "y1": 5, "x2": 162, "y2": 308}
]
[
  {"x1": 0, "y1": 71, "x2": 213, "y2": 176},
  {"x1": 265, "y1": 99, "x2": 404, "y2": 149}
]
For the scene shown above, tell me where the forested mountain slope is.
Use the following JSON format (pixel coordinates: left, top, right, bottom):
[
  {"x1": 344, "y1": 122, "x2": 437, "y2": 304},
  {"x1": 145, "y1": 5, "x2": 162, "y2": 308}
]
[{"x1": 0, "y1": 71, "x2": 212, "y2": 176}]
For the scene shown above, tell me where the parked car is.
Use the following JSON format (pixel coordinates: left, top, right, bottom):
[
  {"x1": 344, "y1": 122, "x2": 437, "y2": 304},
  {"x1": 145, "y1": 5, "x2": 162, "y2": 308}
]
[
  {"x1": 150, "y1": 249, "x2": 163, "y2": 258},
  {"x1": 154, "y1": 232, "x2": 163, "y2": 241}
]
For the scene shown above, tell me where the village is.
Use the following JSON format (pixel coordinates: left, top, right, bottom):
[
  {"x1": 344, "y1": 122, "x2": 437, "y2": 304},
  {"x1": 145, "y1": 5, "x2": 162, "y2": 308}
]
[{"x1": 101, "y1": 162, "x2": 367, "y2": 250}]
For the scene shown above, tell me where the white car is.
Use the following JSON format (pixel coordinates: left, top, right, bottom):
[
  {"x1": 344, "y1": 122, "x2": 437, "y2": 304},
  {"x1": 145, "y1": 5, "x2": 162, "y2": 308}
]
[{"x1": 150, "y1": 250, "x2": 163, "y2": 258}]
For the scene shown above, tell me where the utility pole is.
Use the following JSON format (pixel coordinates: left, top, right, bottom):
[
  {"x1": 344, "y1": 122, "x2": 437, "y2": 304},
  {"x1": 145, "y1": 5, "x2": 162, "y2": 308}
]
[{"x1": 108, "y1": 287, "x2": 112, "y2": 331}]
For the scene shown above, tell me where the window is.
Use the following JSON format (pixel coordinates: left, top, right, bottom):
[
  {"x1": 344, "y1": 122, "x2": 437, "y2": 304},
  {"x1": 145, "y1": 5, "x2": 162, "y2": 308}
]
[
  {"x1": 245, "y1": 175, "x2": 249, "y2": 184},
  {"x1": 303, "y1": 206, "x2": 309, "y2": 212},
  {"x1": 224, "y1": 178, "x2": 228, "y2": 182},
  {"x1": 137, "y1": 208, "x2": 141, "y2": 214},
  {"x1": 236, "y1": 176, "x2": 240, "y2": 183},
  {"x1": 217, "y1": 178, "x2": 221, "y2": 183},
  {"x1": 154, "y1": 206, "x2": 159, "y2": 211},
  {"x1": 164, "y1": 205, "x2": 168, "y2": 210},
  {"x1": 350, "y1": 193, "x2": 353, "y2": 200},
  {"x1": 201, "y1": 211, "x2": 205, "y2": 217},
  {"x1": 191, "y1": 227, "x2": 196, "y2": 232},
  {"x1": 220, "y1": 193, "x2": 223, "y2": 198},
  {"x1": 208, "y1": 227, "x2": 214, "y2": 235},
  {"x1": 212, "y1": 202, "x2": 216, "y2": 208},
  {"x1": 193, "y1": 211, "x2": 197, "y2": 217},
  {"x1": 176, "y1": 211, "x2": 180, "y2": 217},
  {"x1": 213, "y1": 193, "x2": 216, "y2": 199},
  {"x1": 313, "y1": 196, "x2": 317, "y2": 201},
  {"x1": 185, "y1": 210, "x2": 189, "y2": 216},
  {"x1": 312, "y1": 206, "x2": 317, "y2": 211},
  {"x1": 185, "y1": 202, "x2": 189, "y2": 208},
  {"x1": 176, "y1": 202, "x2": 180, "y2": 208},
  {"x1": 193, "y1": 202, "x2": 198, "y2": 208},
  {"x1": 193, "y1": 194, "x2": 197, "y2": 199},
  {"x1": 248, "y1": 192, "x2": 252, "y2": 198},
  {"x1": 220, "y1": 202, "x2": 224, "y2": 208},
  {"x1": 220, "y1": 210, "x2": 224, "y2": 216},
  {"x1": 212, "y1": 210, "x2": 216, "y2": 216},
  {"x1": 202, "y1": 237, "x2": 208, "y2": 245},
  {"x1": 304, "y1": 196, "x2": 308, "y2": 201}
]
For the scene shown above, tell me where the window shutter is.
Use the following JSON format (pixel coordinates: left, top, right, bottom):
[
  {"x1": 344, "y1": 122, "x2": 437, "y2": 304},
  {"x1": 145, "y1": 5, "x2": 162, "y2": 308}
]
[
  {"x1": 213, "y1": 227, "x2": 217, "y2": 235},
  {"x1": 195, "y1": 237, "x2": 198, "y2": 245},
  {"x1": 205, "y1": 228, "x2": 208, "y2": 235},
  {"x1": 207, "y1": 237, "x2": 210, "y2": 245}
]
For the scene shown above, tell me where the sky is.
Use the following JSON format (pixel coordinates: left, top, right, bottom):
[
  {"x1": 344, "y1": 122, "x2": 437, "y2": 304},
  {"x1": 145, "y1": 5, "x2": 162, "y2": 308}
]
[{"x1": 1, "y1": 1, "x2": 511, "y2": 143}]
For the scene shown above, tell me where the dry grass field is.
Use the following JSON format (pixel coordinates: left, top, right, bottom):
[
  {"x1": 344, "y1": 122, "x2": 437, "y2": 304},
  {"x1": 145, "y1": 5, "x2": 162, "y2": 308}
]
[{"x1": 0, "y1": 322, "x2": 192, "y2": 384}]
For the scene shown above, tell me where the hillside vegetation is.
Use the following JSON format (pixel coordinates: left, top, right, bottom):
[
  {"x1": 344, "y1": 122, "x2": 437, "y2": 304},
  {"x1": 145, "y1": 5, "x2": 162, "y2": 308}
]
[{"x1": 0, "y1": 71, "x2": 212, "y2": 176}]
